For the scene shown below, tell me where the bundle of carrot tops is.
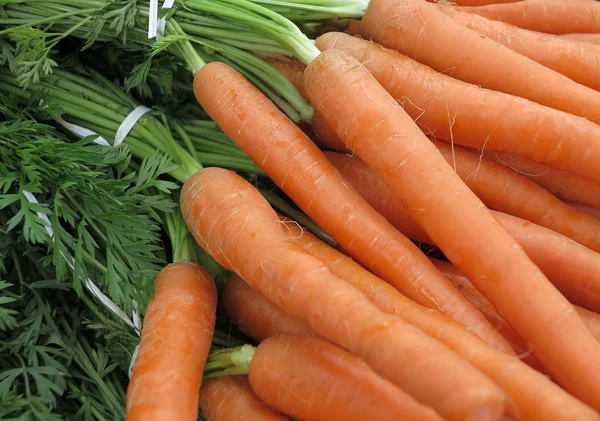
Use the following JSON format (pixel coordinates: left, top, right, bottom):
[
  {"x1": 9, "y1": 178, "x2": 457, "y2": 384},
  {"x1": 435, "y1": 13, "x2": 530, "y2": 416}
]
[{"x1": 2, "y1": 0, "x2": 600, "y2": 419}]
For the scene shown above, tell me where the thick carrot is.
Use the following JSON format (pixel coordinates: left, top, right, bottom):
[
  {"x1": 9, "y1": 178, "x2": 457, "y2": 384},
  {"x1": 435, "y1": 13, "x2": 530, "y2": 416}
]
[
  {"x1": 181, "y1": 167, "x2": 506, "y2": 421},
  {"x1": 578, "y1": 307, "x2": 600, "y2": 343},
  {"x1": 462, "y1": 0, "x2": 600, "y2": 34},
  {"x1": 360, "y1": 0, "x2": 600, "y2": 123},
  {"x1": 200, "y1": 376, "x2": 290, "y2": 421},
  {"x1": 561, "y1": 33, "x2": 600, "y2": 46},
  {"x1": 568, "y1": 202, "x2": 600, "y2": 220},
  {"x1": 305, "y1": 48, "x2": 600, "y2": 408},
  {"x1": 281, "y1": 221, "x2": 600, "y2": 421},
  {"x1": 315, "y1": 32, "x2": 600, "y2": 184},
  {"x1": 126, "y1": 262, "x2": 217, "y2": 421},
  {"x1": 193, "y1": 61, "x2": 512, "y2": 353},
  {"x1": 222, "y1": 274, "x2": 315, "y2": 342},
  {"x1": 326, "y1": 151, "x2": 600, "y2": 313},
  {"x1": 445, "y1": 8, "x2": 600, "y2": 92},
  {"x1": 260, "y1": 54, "x2": 308, "y2": 100},
  {"x1": 483, "y1": 151, "x2": 600, "y2": 209},
  {"x1": 248, "y1": 335, "x2": 445, "y2": 421}
]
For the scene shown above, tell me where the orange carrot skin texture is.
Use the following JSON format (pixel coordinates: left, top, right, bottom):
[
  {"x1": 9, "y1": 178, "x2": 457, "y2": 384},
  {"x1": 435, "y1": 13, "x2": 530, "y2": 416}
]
[
  {"x1": 327, "y1": 151, "x2": 600, "y2": 313},
  {"x1": 282, "y1": 222, "x2": 600, "y2": 421},
  {"x1": 126, "y1": 262, "x2": 217, "y2": 421},
  {"x1": 311, "y1": 110, "x2": 348, "y2": 152},
  {"x1": 316, "y1": 32, "x2": 600, "y2": 184},
  {"x1": 561, "y1": 33, "x2": 600, "y2": 46},
  {"x1": 222, "y1": 274, "x2": 315, "y2": 342},
  {"x1": 181, "y1": 167, "x2": 506, "y2": 421},
  {"x1": 577, "y1": 307, "x2": 600, "y2": 343},
  {"x1": 568, "y1": 202, "x2": 600, "y2": 220},
  {"x1": 446, "y1": 8, "x2": 600, "y2": 92},
  {"x1": 250, "y1": 335, "x2": 445, "y2": 421},
  {"x1": 484, "y1": 151, "x2": 600, "y2": 209},
  {"x1": 306, "y1": 48, "x2": 600, "y2": 409},
  {"x1": 427, "y1": 0, "x2": 523, "y2": 5},
  {"x1": 432, "y1": 140, "x2": 600, "y2": 253},
  {"x1": 200, "y1": 377, "x2": 289, "y2": 421},
  {"x1": 359, "y1": 0, "x2": 600, "y2": 123},
  {"x1": 260, "y1": 54, "x2": 308, "y2": 100},
  {"x1": 192, "y1": 61, "x2": 511, "y2": 354},
  {"x1": 462, "y1": 0, "x2": 600, "y2": 34}
]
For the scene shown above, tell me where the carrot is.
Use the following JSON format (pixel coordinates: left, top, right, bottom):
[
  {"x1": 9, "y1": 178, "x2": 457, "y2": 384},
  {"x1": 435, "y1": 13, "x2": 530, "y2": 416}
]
[
  {"x1": 561, "y1": 33, "x2": 600, "y2": 46},
  {"x1": 567, "y1": 202, "x2": 600, "y2": 219},
  {"x1": 259, "y1": 54, "x2": 308, "y2": 100},
  {"x1": 345, "y1": 18, "x2": 362, "y2": 36},
  {"x1": 444, "y1": 8, "x2": 600, "y2": 92},
  {"x1": 193, "y1": 61, "x2": 512, "y2": 354},
  {"x1": 200, "y1": 376, "x2": 290, "y2": 421},
  {"x1": 359, "y1": 0, "x2": 600, "y2": 123},
  {"x1": 126, "y1": 262, "x2": 217, "y2": 421},
  {"x1": 281, "y1": 221, "x2": 600, "y2": 421},
  {"x1": 222, "y1": 274, "x2": 315, "y2": 342},
  {"x1": 326, "y1": 151, "x2": 600, "y2": 313},
  {"x1": 316, "y1": 32, "x2": 600, "y2": 184},
  {"x1": 462, "y1": 0, "x2": 600, "y2": 34},
  {"x1": 181, "y1": 167, "x2": 506, "y2": 421},
  {"x1": 483, "y1": 151, "x2": 600, "y2": 209},
  {"x1": 428, "y1": 0, "x2": 524, "y2": 5},
  {"x1": 577, "y1": 307, "x2": 600, "y2": 343},
  {"x1": 305, "y1": 48, "x2": 600, "y2": 409}
]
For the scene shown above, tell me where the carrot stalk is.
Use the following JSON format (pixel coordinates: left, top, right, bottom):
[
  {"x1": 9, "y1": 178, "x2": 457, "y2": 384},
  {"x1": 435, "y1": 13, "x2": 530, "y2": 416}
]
[
  {"x1": 181, "y1": 167, "x2": 506, "y2": 421},
  {"x1": 305, "y1": 48, "x2": 600, "y2": 409}
]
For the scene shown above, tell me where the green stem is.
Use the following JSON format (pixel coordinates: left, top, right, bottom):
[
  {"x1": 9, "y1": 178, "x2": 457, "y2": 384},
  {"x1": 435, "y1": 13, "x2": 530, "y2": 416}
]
[
  {"x1": 202, "y1": 345, "x2": 256, "y2": 380},
  {"x1": 244, "y1": 0, "x2": 368, "y2": 20}
]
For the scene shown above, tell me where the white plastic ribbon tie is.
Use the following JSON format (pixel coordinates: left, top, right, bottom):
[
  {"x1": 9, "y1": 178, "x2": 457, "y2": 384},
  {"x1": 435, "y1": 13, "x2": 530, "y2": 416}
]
[
  {"x1": 54, "y1": 116, "x2": 111, "y2": 146},
  {"x1": 114, "y1": 106, "x2": 152, "y2": 147},
  {"x1": 149, "y1": 0, "x2": 176, "y2": 40}
]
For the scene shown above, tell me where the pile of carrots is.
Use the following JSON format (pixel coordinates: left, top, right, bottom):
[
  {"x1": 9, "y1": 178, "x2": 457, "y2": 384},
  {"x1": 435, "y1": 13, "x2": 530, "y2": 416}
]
[{"x1": 125, "y1": 0, "x2": 600, "y2": 420}]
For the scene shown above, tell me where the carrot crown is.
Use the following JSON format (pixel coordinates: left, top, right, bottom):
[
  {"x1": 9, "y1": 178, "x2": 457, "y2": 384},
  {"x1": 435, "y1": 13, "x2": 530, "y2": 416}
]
[{"x1": 203, "y1": 345, "x2": 257, "y2": 380}]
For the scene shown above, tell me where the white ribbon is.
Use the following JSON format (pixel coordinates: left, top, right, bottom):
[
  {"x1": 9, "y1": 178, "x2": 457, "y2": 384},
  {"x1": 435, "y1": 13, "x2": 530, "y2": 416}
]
[
  {"x1": 114, "y1": 106, "x2": 152, "y2": 146},
  {"x1": 149, "y1": 0, "x2": 176, "y2": 39}
]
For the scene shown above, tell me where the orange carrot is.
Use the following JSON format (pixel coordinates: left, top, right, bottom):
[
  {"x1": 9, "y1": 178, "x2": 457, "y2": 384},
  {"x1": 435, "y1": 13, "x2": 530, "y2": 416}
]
[
  {"x1": 462, "y1": 0, "x2": 600, "y2": 34},
  {"x1": 222, "y1": 274, "x2": 315, "y2": 342},
  {"x1": 181, "y1": 167, "x2": 506, "y2": 421},
  {"x1": 305, "y1": 48, "x2": 600, "y2": 408},
  {"x1": 315, "y1": 32, "x2": 600, "y2": 184},
  {"x1": 326, "y1": 151, "x2": 600, "y2": 313},
  {"x1": 427, "y1": 0, "x2": 524, "y2": 5},
  {"x1": 193, "y1": 61, "x2": 512, "y2": 353},
  {"x1": 359, "y1": 0, "x2": 600, "y2": 123},
  {"x1": 126, "y1": 262, "x2": 217, "y2": 421},
  {"x1": 345, "y1": 18, "x2": 362, "y2": 36},
  {"x1": 444, "y1": 8, "x2": 600, "y2": 92},
  {"x1": 200, "y1": 376, "x2": 290, "y2": 421},
  {"x1": 483, "y1": 151, "x2": 600, "y2": 209},
  {"x1": 246, "y1": 335, "x2": 445, "y2": 421},
  {"x1": 281, "y1": 221, "x2": 600, "y2": 421},
  {"x1": 561, "y1": 33, "x2": 600, "y2": 45},
  {"x1": 577, "y1": 307, "x2": 600, "y2": 343},
  {"x1": 260, "y1": 54, "x2": 308, "y2": 100},
  {"x1": 567, "y1": 202, "x2": 600, "y2": 219}
]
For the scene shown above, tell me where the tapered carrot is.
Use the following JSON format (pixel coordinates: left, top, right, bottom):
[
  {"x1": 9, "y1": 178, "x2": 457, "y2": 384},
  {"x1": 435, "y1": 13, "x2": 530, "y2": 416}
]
[
  {"x1": 444, "y1": 8, "x2": 600, "y2": 92},
  {"x1": 193, "y1": 61, "x2": 511, "y2": 353},
  {"x1": 483, "y1": 151, "x2": 600, "y2": 209},
  {"x1": 206, "y1": 336, "x2": 445, "y2": 421},
  {"x1": 326, "y1": 151, "x2": 600, "y2": 313},
  {"x1": 281, "y1": 221, "x2": 600, "y2": 421},
  {"x1": 568, "y1": 202, "x2": 600, "y2": 219},
  {"x1": 462, "y1": 0, "x2": 600, "y2": 34},
  {"x1": 305, "y1": 48, "x2": 600, "y2": 408},
  {"x1": 578, "y1": 307, "x2": 600, "y2": 343},
  {"x1": 316, "y1": 32, "x2": 600, "y2": 184},
  {"x1": 126, "y1": 262, "x2": 217, "y2": 421},
  {"x1": 345, "y1": 18, "x2": 362, "y2": 36},
  {"x1": 222, "y1": 274, "x2": 315, "y2": 342},
  {"x1": 200, "y1": 376, "x2": 290, "y2": 421},
  {"x1": 359, "y1": 0, "x2": 600, "y2": 123},
  {"x1": 181, "y1": 167, "x2": 506, "y2": 421},
  {"x1": 561, "y1": 33, "x2": 600, "y2": 46}
]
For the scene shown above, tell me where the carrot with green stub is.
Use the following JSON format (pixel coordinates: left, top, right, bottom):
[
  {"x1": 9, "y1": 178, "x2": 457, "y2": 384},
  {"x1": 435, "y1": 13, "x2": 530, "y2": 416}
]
[
  {"x1": 192, "y1": 60, "x2": 512, "y2": 354},
  {"x1": 181, "y1": 167, "x2": 506, "y2": 421},
  {"x1": 358, "y1": 0, "x2": 600, "y2": 123},
  {"x1": 315, "y1": 32, "x2": 600, "y2": 184},
  {"x1": 200, "y1": 376, "x2": 290, "y2": 421},
  {"x1": 305, "y1": 48, "x2": 600, "y2": 409},
  {"x1": 462, "y1": 0, "x2": 600, "y2": 34},
  {"x1": 126, "y1": 262, "x2": 217, "y2": 421},
  {"x1": 280, "y1": 220, "x2": 600, "y2": 421}
]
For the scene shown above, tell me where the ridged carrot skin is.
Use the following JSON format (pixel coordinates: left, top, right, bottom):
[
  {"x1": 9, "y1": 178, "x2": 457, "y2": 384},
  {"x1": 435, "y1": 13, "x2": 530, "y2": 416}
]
[
  {"x1": 222, "y1": 274, "x2": 315, "y2": 342},
  {"x1": 192, "y1": 60, "x2": 511, "y2": 354},
  {"x1": 126, "y1": 262, "x2": 217, "y2": 421},
  {"x1": 577, "y1": 307, "x2": 600, "y2": 343},
  {"x1": 561, "y1": 33, "x2": 600, "y2": 46},
  {"x1": 181, "y1": 166, "x2": 506, "y2": 421},
  {"x1": 200, "y1": 376, "x2": 290, "y2": 421}
]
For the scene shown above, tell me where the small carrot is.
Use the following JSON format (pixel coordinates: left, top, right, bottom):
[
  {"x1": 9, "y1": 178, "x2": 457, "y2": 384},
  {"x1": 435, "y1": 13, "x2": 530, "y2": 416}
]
[
  {"x1": 259, "y1": 54, "x2": 308, "y2": 100},
  {"x1": 222, "y1": 274, "x2": 315, "y2": 342},
  {"x1": 126, "y1": 262, "x2": 217, "y2": 421},
  {"x1": 444, "y1": 7, "x2": 600, "y2": 92},
  {"x1": 326, "y1": 151, "x2": 600, "y2": 312},
  {"x1": 345, "y1": 18, "x2": 363, "y2": 36},
  {"x1": 193, "y1": 60, "x2": 511, "y2": 353},
  {"x1": 200, "y1": 376, "x2": 290, "y2": 421},
  {"x1": 281, "y1": 221, "x2": 600, "y2": 421},
  {"x1": 305, "y1": 48, "x2": 600, "y2": 408},
  {"x1": 561, "y1": 33, "x2": 600, "y2": 46},
  {"x1": 462, "y1": 0, "x2": 600, "y2": 34},
  {"x1": 359, "y1": 0, "x2": 600, "y2": 123},
  {"x1": 181, "y1": 167, "x2": 506, "y2": 421},
  {"x1": 577, "y1": 307, "x2": 600, "y2": 343}
]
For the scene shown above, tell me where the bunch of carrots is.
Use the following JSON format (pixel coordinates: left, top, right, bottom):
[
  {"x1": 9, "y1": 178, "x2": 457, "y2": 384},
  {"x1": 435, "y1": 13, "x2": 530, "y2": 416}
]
[{"x1": 124, "y1": 0, "x2": 600, "y2": 420}]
